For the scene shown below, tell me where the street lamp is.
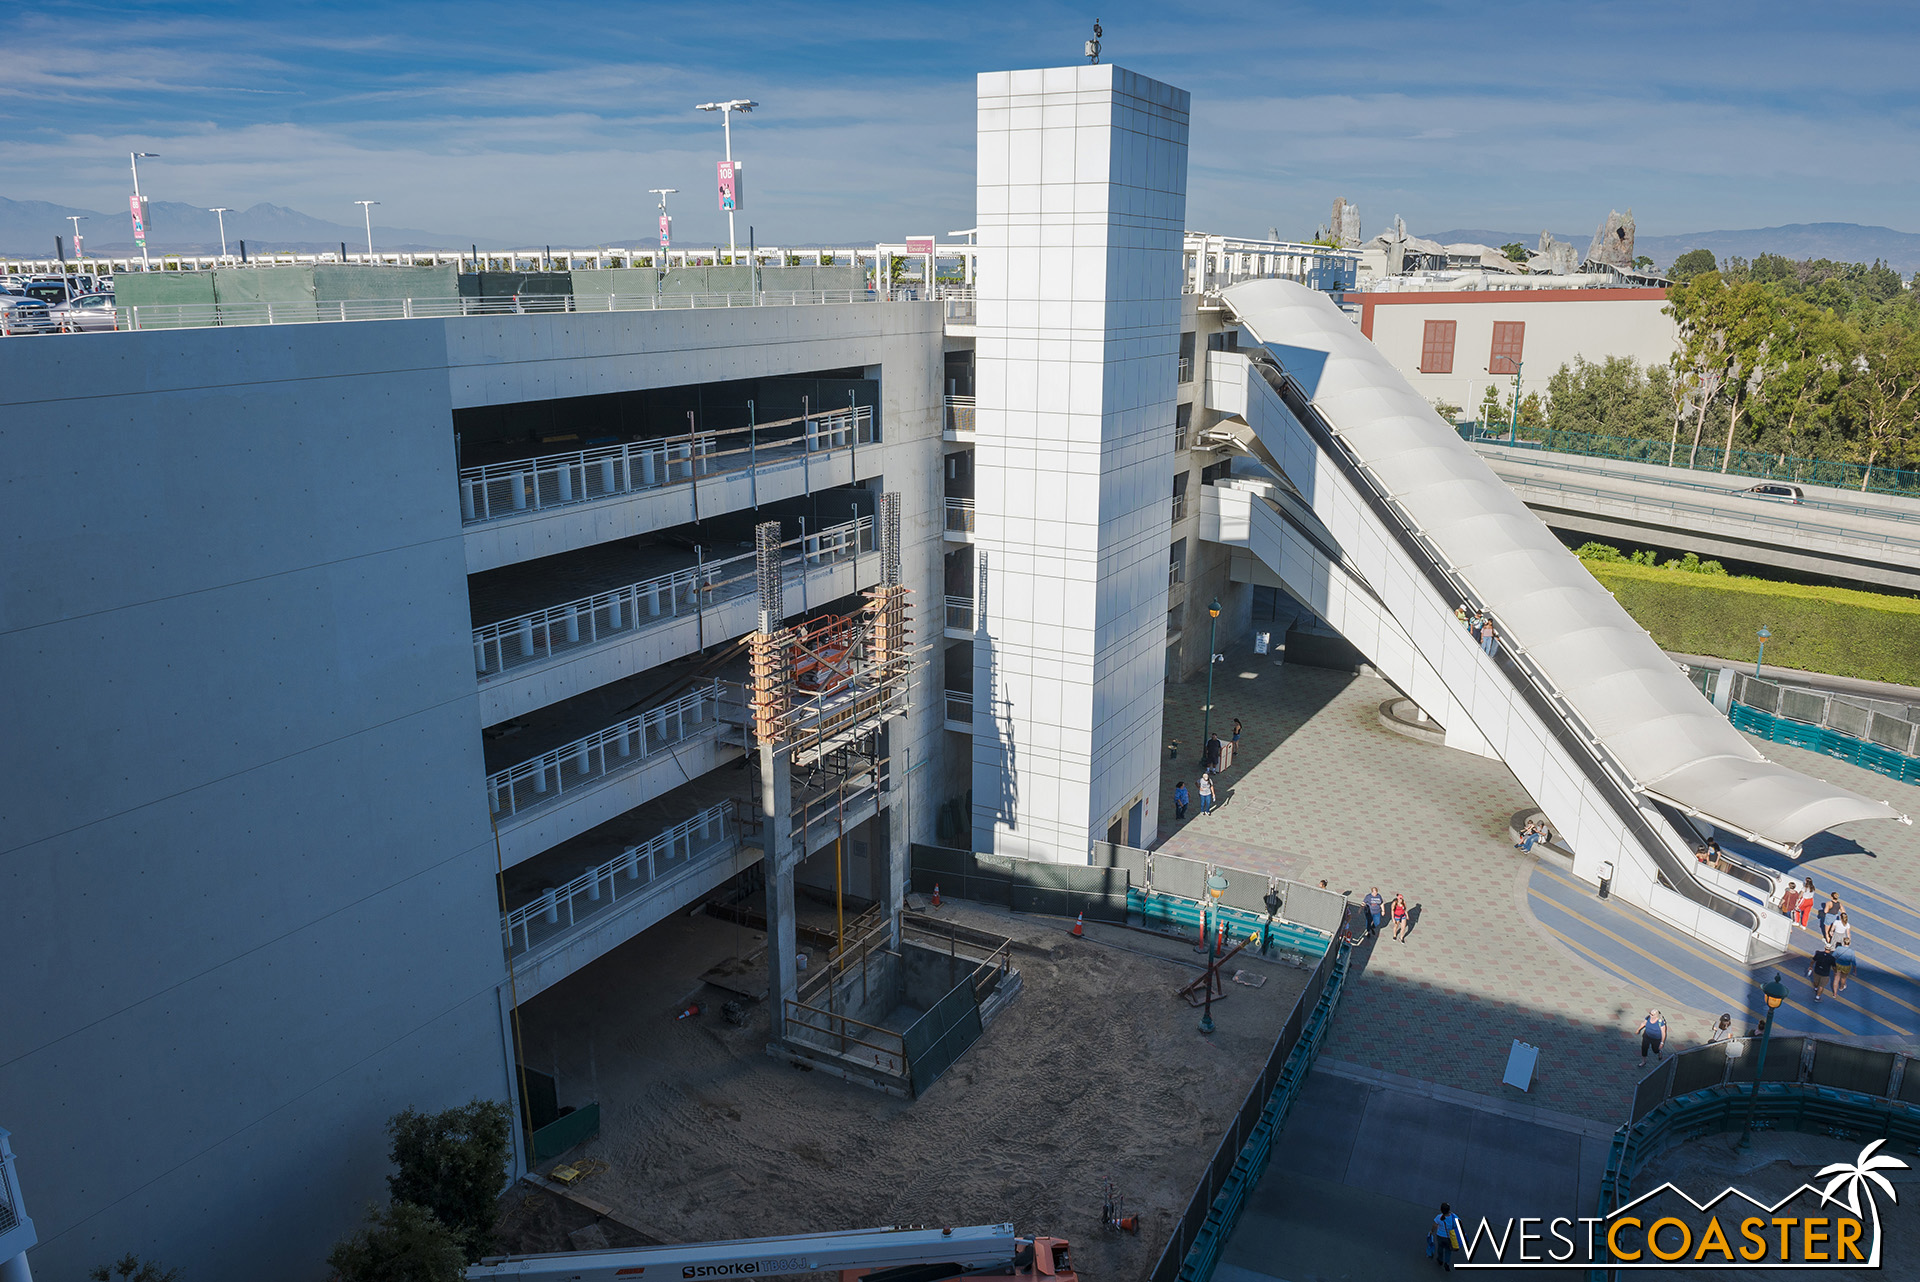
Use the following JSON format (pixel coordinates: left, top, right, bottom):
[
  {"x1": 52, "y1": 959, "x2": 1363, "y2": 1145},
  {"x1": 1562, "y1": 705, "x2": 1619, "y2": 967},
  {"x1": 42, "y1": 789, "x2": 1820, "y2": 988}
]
[
  {"x1": 130, "y1": 152, "x2": 159, "y2": 270},
  {"x1": 209, "y1": 208, "x2": 233, "y2": 263},
  {"x1": 695, "y1": 99, "x2": 756, "y2": 263},
  {"x1": 1737, "y1": 972, "x2": 1789, "y2": 1149},
  {"x1": 353, "y1": 200, "x2": 379, "y2": 261},
  {"x1": 1200, "y1": 598, "x2": 1222, "y2": 768},
  {"x1": 1755, "y1": 625, "x2": 1771, "y2": 676},
  {"x1": 1200, "y1": 868, "x2": 1229, "y2": 1034},
  {"x1": 66, "y1": 214, "x2": 87, "y2": 262},
  {"x1": 648, "y1": 187, "x2": 678, "y2": 271}
]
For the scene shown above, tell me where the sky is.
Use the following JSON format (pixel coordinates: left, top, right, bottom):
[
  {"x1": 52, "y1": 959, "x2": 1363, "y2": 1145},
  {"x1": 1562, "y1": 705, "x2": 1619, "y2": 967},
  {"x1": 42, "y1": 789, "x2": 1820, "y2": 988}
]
[{"x1": 3, "y1": 0, "x2": 1918, "y2": 249}]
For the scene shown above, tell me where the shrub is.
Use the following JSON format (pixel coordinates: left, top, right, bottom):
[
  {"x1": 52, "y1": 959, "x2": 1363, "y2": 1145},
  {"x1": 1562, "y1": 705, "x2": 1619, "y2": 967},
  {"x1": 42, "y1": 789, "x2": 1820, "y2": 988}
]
[
  {"x1": 90, "y1": 1256, "x2": 180, "y2": 1282},
  {"x1": 327, "y1": 1202, "x2": 465, "y2": 1282}
]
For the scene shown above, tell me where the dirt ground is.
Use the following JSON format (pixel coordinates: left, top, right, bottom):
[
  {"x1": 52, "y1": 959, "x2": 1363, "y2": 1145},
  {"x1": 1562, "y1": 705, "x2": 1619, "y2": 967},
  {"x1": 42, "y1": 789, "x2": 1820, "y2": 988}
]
[{"x1": 504, "y1": 898, "x2": 1313, "y2": 1282}]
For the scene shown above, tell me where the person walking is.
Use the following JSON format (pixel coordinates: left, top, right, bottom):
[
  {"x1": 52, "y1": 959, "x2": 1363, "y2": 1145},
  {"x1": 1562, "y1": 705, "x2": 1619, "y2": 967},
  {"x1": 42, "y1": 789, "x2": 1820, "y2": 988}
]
[
  {"x1": 1173, "y1": 781, "x2": 1189, "y2": 822},
  {"x1": 1833, "y1": 940, "x2": 1857, "y2": 996},
  {"x1": 1431, "y1": 1203, "x2": 1463, "y2": 1270},
  {"x1": 1817, "y1": 891, "x2": 1843, "y2": 940},
  {"x1": 1390, "y1": 893, "x2": 1410, "y2": 942},
  {"x1": 1637, "y1": 1009, "x2": 1667, "y2": 1063},
  {"x1": 1480, "y1": 621, "x2": 1500, "y2": 658},
  {"x1": 1364, "y1": 887, "x2": 1385, "y2": 939},
  {"x1": 1794, "y1": 878, "x2": 1817, "y2": 930},
  {"x1": 1827, "y1": 910, "x2": 1852, "y2": 949},
  {"x1": 1809, "y1": 946, "x2": 1836, "y2": 1001},
  {"x1": 1197, "y1": 771, "x2": 1214, "y2": 816}
]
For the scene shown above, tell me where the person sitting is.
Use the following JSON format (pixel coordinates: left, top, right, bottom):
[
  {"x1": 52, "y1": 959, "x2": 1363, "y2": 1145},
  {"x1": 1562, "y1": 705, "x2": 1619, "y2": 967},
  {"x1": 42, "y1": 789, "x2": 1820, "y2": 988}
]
[{"x1": 1514, "y1": 819, "x2": 1549, "y2": 852}]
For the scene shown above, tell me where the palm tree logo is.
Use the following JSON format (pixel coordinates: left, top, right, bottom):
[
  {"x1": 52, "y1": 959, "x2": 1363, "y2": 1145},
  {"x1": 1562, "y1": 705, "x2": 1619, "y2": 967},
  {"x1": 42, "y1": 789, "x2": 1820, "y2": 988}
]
[{"x1": 1817, "y1": 1138, "x2": 1909, "y2": 1267}]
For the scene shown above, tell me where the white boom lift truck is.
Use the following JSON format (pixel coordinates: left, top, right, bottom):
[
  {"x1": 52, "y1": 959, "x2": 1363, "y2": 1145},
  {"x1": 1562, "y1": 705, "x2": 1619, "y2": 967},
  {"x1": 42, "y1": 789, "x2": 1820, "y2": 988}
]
[{"x1": 466, "y1": 1223, "x2": 1078, "y2": 1282}]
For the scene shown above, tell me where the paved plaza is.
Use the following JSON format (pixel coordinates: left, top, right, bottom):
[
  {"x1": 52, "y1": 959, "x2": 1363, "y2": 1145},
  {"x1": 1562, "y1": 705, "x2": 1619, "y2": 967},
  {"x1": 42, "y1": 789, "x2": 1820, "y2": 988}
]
[{"x1": 1155, "y1": 649, "x2": 1920, "y2": 1123}]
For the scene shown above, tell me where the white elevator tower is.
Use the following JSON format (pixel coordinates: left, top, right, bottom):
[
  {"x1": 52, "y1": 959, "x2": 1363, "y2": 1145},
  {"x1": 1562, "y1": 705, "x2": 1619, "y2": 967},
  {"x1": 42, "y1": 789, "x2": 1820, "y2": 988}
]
[{"x1": 971, "y1": 65, "x2": 1191, "y2": 861}]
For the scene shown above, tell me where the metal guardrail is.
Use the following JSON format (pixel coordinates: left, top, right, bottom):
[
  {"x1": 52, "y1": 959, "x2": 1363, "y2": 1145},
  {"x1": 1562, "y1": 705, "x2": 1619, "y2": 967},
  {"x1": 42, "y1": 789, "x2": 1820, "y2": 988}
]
[
  {"x1": 486, "y1": 682, "x2": 735, "y2": 821},
  {"x1": 944, "y1": 595, "x2": 975, "y2": 632},
  {"x1": 471, "y1": 515, "x2": 873, "y2": 680},
  {"x1": 944, "y1": 497, "x2": 975, "y2": 534},
  {"x1": 944, "y1": 692, "x2": 974, "y2": 726},
  {"x1": 943, "y1": 394, "x2": 976, "y2": 437},
  {"x1": 502, "y1": 800, "x2": 739, "y2": 962},
  {"x1": 459, "y1": 406, "x2": 872, "y2": 525},
  {"x1": 115, "y1": 289, "x2": 901, "y2": 332},
  {"x1": 1733, "y1": 672, "x2": 1920, "y2": 757},
  {"x1": 1172, "y1": 494, "x2": 1187, "y2": 523}
]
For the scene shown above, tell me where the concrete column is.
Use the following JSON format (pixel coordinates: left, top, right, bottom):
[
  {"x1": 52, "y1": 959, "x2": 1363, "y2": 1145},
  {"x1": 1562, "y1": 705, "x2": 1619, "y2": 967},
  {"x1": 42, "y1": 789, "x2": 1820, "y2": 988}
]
[
  {"x1": 882, "y1": 723, "x2": 910, "y2": 950},
  {"x1": 761, "y1": 739, "x2": 796, "y2": 1042}
]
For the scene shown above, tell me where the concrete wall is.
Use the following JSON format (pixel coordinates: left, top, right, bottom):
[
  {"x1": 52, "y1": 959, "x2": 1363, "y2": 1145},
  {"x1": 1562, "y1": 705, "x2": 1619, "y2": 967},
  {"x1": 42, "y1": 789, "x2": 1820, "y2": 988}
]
[
  {"x1": 972, "y1": 64, "x2": 1190, "y2": 862},
  {"x1": 0, "y1": 321, "x2": 510, "y2": 1280},
  {"x1": 1355, "y1": 290, "x2": 1676, "y2": 418}
]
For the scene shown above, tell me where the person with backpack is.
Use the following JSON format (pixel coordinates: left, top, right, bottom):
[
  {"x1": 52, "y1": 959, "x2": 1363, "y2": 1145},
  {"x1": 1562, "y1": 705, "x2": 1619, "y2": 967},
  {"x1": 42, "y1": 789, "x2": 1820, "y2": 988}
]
[
  {"x1": 1430, "y1": 1202, "x2": 1464, "y2": 1270},
  {"x1": 1809, "y1": 946, "x2": 1836, "y2": 1001}
]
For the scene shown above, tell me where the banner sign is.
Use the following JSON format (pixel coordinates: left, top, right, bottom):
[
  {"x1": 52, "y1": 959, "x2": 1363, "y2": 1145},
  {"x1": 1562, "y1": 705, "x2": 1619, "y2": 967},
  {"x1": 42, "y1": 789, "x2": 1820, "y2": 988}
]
[
  {"x1": 659, "y1": 214, "x2": 671, "y2": 249},
  {"x1": 905, "y1": 237, "x2": 934, "y2": 255},
  {"x1": 129, "y1": 195, "x2": 146, "y2": 246},
  {"x1": 717, "y1": 160, "x2": 739, "y2": 212}
]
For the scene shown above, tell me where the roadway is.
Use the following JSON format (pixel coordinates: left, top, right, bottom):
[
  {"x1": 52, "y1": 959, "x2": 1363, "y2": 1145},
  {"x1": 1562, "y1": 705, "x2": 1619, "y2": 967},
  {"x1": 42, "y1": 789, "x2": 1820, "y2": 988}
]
[{"x1": 1471, "y1": 442, "x2": 1920, "y2": 591}]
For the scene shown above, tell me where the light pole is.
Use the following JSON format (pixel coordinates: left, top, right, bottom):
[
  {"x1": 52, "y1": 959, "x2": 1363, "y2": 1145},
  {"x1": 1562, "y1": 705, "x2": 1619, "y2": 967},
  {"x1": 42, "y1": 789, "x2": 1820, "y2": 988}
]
[
  {"x1": 695, "y1": 99, "x2": 756, "y2": 262},
  {"x1": 1498, "y1": 358, "x2": 1524, "y2": 443},
  {"x1": 209, "y1": 208, "x2": 233, "y2": 263},
  {"x1": 1737, "y1": 972, "x2": 1789, "y2": 1149},
  {"x1": 354, "y1": 200, "x2": 379, "y2": 261},
  {"x1": 66, "y1": 215, "x2": 87, "y2": 262},
  {"x1": 1200, "y1": 598, "x2": 1222, "y2": 766},
  {"x1": 130, "y1": 152, "x2": 159, "y2": 270},
  {"x1": 1200, "y1": 868, "x2": 1228, "y2": 1034},
  {"x1": 1754, "y1": 625, "x2": 1771, "y2": 676},
  {"x1": 649, "y1": 188, "x2": 677, "y2": 271}
]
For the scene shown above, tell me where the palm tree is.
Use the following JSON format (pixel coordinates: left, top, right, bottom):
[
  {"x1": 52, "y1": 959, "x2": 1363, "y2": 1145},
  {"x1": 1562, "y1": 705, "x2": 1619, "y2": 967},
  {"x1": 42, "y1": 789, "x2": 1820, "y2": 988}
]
[{"x1": 1817, "y1": 1138, "x2": 1909, "y2": 1266}]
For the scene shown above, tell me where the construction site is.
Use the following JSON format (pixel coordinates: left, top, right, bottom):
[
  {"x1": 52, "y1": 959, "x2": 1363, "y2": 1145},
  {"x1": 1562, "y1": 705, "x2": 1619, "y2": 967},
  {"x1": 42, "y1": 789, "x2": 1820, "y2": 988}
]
[{"x1": 495, "y1": 896, "x2": 1314, "y2": 1280}]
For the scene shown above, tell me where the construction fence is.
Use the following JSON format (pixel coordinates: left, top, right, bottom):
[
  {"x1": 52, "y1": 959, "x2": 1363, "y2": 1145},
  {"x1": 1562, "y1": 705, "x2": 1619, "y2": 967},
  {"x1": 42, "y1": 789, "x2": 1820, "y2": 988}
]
[
  {"x1": 1630, "y1": 1034, "x2": 1920, "y2": 1123},
  {"x1": 1150, "y1": 938, "x2": 1350, "y2": 1282},
  {"x1": 908, "y1": 845, "x2": 1129, "y2": 921}
]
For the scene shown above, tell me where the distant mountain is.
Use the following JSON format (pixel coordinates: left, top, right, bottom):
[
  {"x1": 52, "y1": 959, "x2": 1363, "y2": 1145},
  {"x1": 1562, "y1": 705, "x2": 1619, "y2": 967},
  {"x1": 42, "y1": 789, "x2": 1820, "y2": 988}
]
[
  {"x1": 0, "y1": 196, "x2": 495, "y2": 256},
  {"x1": 1425, "y1": 222, "x2": 1920, "y2": 274}
]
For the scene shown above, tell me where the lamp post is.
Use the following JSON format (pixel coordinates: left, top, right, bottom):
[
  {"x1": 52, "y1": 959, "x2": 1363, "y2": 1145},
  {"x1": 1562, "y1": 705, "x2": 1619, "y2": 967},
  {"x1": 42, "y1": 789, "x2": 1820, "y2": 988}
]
[
  {"x1": 1737, "y1": 972, "x2": 1789, "y2": 1149},
  {"x1": 1754, "y1": 625, "x2": 1771, "y2": 676},
  {"x1": 67, "y1": 214, "x2": 88, "y2": 262},
  {"x1": 649, "y1": 187, "x2": 677, "y2": 272},
  {"x1": 208, "y1": 208, "x2": 233, "y2": 263},
  {"x1": 695, "y1": 99, "x2": 756, "y2": 263},
  {"x1": 1200, "y1": 598, "x2": 1222, "y2": 766},
  {"x1": 1200, "y1": 868, "x2": 1228, "y2": 1034},
  {"x1": 354, "y1": 200, "x2": 379, "y2": 261},
  {"x1": 130, "y1": 152, "x2": 159, "y2": 270}
]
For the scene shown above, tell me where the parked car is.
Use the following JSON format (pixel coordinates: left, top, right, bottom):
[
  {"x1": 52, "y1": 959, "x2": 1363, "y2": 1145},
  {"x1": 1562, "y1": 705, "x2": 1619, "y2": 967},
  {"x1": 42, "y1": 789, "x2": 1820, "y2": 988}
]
[
  {"x1": 53, "y1": 292, "x2": 117, "y2": 332},
  {"x1": 21, "y1": 279, "x2": 80, "y2": 306},
  {"x1": 1740, "y1": 482, "x2": 1804, "y2": 505},
  {"x1": 0, "y1": 294, "x2": 57, "y2": 334}
]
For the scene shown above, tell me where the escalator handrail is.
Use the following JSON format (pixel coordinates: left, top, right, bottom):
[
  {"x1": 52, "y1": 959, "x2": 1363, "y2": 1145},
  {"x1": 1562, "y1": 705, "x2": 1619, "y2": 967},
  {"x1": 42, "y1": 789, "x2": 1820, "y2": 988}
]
[{"x1": 1246, "y1": 353, "x2": 1759, "y2": 933}]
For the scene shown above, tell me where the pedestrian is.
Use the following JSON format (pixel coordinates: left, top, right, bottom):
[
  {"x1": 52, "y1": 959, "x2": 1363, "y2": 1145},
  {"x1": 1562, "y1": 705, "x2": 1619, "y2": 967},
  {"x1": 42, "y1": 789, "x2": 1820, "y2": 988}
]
[
  {"x1": 1390, "y1": 893, "x2": 1410, "y2": 942},
  {"x1": 1204, "y1": 733, "x2": 1222, "y2": 772},
  {"x1": 1706, "y1": 1013, "x2": 1734, "y2": 1045},
  {"x1": 1817, "y1": 892, "x2": 1842, "y2": 940},
  {"x1": 1794, "y1": 879, "x2": 1817, "y2": 929},
  {"x1": 1364, "y1": 887, "x2": 1385, "y2": 938},
  {"x1": 1232, "y1": 717, "x2": 1242, "y2": 746},
  {"x1": 1833, "y1": 940, "x2": 1857, "y2": 995},
  {"x1": 1454, "y1": 604, "x2": 1469, "y2": 628},
  {"x1": 1173, "y1": 781, "x2": 1189, "y2": 822},
  {"x1": 1197, "y1": 771, "x2": 1214, "y2": 815},
  {"x1": 1694, "y1": 844, "x2": 1710, "y2": 865},
  {"x1": 1468, "y1": 612, "x2": 1484, "y2": 643},
  {"x1": 1779, "y1": 880, "x2": 1802, "y2": 918},
  {"x1": 1481, "y1": 622, "x2": 1500, "y2": 658},
  {"x1": 1706, "y1": 837, "x2": 1724, "y2": 866},
  {"x1": 1827, "y1": 910, "x2": 1852, "y2": 949},
  {"x1": 1431, "y1": 1202, "x2": 1463, "y2": 1271},
  {"x1": 1637, "y1": 1009, "x2": 1667, "y2": 1063},
  {"x1": 1809, "y1": 946, "x2": 1835, "y2": 1001}
]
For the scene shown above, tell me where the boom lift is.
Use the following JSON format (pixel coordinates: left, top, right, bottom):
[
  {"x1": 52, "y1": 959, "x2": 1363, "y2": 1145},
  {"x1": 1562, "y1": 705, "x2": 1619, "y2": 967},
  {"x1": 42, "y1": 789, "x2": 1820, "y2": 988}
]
[{"x1": 466, "y1": 1223, "x2": 1078, "y2": 1282}]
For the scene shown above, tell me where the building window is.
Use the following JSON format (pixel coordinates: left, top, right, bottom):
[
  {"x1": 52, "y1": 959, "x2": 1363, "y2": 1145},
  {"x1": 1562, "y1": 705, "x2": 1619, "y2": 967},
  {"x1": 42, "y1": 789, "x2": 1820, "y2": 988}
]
[
  {"x1": 1200, "y1": 460, "x2": 1231, "y2": 486},
  {"x1": 1169, "y1": 538, "x2": 1187, "y2": 585},
  {"x1": 1489, "y1": 321, "x2": 1526, "y2": 375},
  {"x1": 1175, "y1": 401, "x2": 1192, "y2": 452},
  {"x1": 1178, "y1": 331, "x2": 1196, "y2": 383},
  {"x1": 1419, "y1": 320, "x2": 1457, "y2": 374}
]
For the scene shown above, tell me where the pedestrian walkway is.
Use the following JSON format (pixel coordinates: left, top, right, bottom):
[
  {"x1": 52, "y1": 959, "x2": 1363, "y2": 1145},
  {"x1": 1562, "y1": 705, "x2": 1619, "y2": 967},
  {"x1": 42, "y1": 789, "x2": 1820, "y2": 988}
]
[{"x1": 1216, "y1": 1060, "x2": 1610, "y2": 1282}]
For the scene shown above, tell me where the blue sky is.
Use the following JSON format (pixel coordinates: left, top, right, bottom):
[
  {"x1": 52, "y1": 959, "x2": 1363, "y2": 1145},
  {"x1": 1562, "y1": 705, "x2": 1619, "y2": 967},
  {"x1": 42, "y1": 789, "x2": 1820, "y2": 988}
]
[{"x1": 3, "y1": 0, "x2": 1917, "y2": 247}]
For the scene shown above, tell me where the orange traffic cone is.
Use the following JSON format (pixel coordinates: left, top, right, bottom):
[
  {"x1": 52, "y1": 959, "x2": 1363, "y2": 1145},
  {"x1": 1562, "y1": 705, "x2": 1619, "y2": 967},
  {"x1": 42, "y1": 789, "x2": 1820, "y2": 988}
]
[
  {"x1": 1072, "y1": 912, "x2": 1085, "y2": 937},
  {"x1": 932, "y1": 883, "x2": 941, "y2": 908}
]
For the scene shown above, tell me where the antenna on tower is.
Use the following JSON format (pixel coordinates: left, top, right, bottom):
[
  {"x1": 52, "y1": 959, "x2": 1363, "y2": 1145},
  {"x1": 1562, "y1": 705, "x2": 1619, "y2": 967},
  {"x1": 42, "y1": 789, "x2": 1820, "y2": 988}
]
[{"x1": 1086, "y1": 19, "x2": 1102, "y2": 64}]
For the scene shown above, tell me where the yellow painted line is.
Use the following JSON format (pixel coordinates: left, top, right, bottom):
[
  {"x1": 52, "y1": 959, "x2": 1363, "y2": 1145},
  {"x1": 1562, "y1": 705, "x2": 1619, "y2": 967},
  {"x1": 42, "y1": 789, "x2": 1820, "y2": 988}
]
[
  {"x1": 1797, "y1": 900, "x2": 1920, "y2": 972},
  {"x1": 1532, "y1": 916, "x2": 1667, "y2": 996},
  {"x1": 1529, "y1": 866, "x2": 1902, "y2": 1035},
  {"x1": 1772, "y1": 941, "x2": 1920, "y2": 1020},
  {"x1": 1526, "y1": 884, "x2": 1872, "y2": 1039}
]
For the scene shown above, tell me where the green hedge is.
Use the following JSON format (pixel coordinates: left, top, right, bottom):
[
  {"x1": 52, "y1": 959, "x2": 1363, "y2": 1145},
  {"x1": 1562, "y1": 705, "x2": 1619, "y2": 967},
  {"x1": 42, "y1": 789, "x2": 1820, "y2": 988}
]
[{"x1": 1583, "y1": 561, "x2": 1920, "y2": 686}]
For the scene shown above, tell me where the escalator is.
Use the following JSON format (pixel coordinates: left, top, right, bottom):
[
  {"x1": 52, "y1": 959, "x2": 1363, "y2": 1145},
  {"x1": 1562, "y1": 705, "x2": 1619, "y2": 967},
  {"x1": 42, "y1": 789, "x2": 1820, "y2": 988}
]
[{"x1": 1204, "y1": 279, "x2": 1904, "y2": 962}]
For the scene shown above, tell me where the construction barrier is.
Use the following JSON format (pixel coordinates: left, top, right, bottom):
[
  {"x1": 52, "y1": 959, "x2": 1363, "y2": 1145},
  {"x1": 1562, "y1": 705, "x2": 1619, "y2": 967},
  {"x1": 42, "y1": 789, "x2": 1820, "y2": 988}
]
[
  {"x1": 1150, "y1": 937, "x2": 1351, "y2": 1282},
  {"x1": 531, "y1": 1102, "x2": 600, "y2": 1162},
  {"x1": 908, "y1": 844, "x2": 1129, "y2": 921},
  {"x1": 1730, "y1": 702, "x2": 1920, "y2": 786}
]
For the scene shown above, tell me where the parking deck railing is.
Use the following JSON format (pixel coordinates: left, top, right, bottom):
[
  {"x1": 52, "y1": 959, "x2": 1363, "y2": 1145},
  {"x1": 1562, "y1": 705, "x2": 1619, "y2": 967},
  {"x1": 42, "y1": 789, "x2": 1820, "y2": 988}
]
[
  {"x1": 116, "y1": 289, "x2": 901, "y2": 332},
  {"x1": 471, "y1": 516, "x2": 873, "y2": 680},
  {"x1": 944, "y1": 498, "x2": 975, "y2": 534}
]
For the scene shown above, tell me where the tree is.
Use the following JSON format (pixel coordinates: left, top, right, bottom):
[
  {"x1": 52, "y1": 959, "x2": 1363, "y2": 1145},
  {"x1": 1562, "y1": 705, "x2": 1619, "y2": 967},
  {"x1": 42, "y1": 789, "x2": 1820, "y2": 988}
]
[
  {"x1": 1633, "y1": 255, "x2": 1655, "y2": 270},
  {"x1": 1499, "y1": 242, "x2": 1528, "y2": 264},
  {"x1": 91, "y1": 1256, "x2": 181, "y2": 1282},
  {"x1": 1845, "y1": 319, "x2": 1920, "y2": 489},
  {"x1": 386, "y1": 1100, "x2": 512, "y2": 1262},
  {"x1": 1669, "y1": 248, "x2": 1717, "y2": 283},
  {"x1": 328, "y1": 1202, "x2": 466, "y2": 1282},
  {"x1": 1544, "y1": 356, "x2": 1673, "y2": 440}
]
